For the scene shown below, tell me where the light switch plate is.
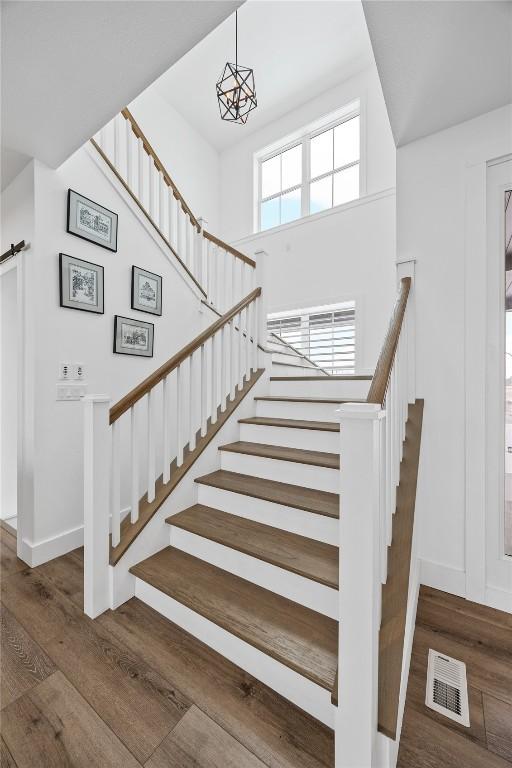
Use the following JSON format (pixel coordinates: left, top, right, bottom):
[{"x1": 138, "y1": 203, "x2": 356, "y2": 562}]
[
  {"x1": 75, "y1": 363, "x2": 86, "y2": 380},
  {"x1": 59, "y1": 362, "x2": 73, "y2": 380}
]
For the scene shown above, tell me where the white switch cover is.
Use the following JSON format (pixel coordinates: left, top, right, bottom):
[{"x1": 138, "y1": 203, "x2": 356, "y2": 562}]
[
  {"x1": 75, "y1": 363, "x2": 86, "y2": 380},
  {"x1": 59, "y1": 362, "x2": 73, "y2": 380},
  {"x1": 56, "y1": 383, "x2": 87, "y2": 401}
]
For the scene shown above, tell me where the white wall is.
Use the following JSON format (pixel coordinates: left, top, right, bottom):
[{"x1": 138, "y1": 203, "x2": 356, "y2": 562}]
[
  {"x1": 1, "y1": 146, "x2": 212, "y2": 564},
  {"x1": 235, "y1": 190, "x2": 396, "y2": 374},
  {"x1": 397, "y1": 104, "x2": 512, "y2": 607},
  {"x1": 219, "y1": 66, "x2": 396, "y2": 243},
  {"x1": 129, "y1": 88, "x2": 221, "y2": 232},
  {"x1": 1, "y1": 265, "x2": 18, "y2": 520}
]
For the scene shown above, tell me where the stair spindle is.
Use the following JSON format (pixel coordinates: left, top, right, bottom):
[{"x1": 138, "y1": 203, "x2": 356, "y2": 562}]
[
  {"x1": 147, "y1": 389, "x2": 155, "y2": 503},
  {"x1": 176, "y1": 364, "x2": 183, "y2": 466},
  {"x1": 237, "y1": 310, "x2": 243, "y2": 389},
  {"x1": 163, "y1": 375, "x2": 171, "y2": 484},
  {"x1": 189, "y1": 354, "x2": 196, "y2": 452},
  {"x1": 137, "y1": 137, "x2": 144, "y2": 201},
  {"x1": 230, "y1": 319, "x2": 236, "y2": 400},
  {"x1": 200, "y1": 343, "x2": 207, "y2": 437},
  {"x1": 130, "y1": 405, "x2": 139, "y2": 524},
  {"x1": 220, "y1": 324, "x2": 227, "y2": 412},
  {"x1": 126, "y1": 118, "x2": 133, "y2": 188},
  {"x1": 111, "y1": 419, "x2": 121, "y2": 546},
  {"x1": 245, "y1": 302, "x2": 251, "y2": 381}
]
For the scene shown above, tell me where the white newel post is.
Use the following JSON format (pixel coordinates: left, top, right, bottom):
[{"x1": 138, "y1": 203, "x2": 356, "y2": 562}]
[
  {"x1": 254, "y1": 249, "x2": 268, "y2": 365},
  {"x1": 196, "y1": 217, "x2": 208, "y2": 288},
  {"x1": 83, "y1": 395, "x2": 111, "y2": 619},
  {"x1": 336, "y1": 402, "x2": 384, "y2": 768},
  {"x1": 396, "y1": 258, "x2": 416, "y2": 404}
]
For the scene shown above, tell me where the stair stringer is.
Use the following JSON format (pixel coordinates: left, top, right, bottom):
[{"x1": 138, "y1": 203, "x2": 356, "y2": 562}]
[{"x1": 109, "y1": 363, "x2": 272, "y2": 610}]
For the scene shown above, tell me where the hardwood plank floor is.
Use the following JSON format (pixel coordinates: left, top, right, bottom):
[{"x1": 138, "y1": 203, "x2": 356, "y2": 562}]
[
  {"x1": 397, "y1": 586, "x2": 512, "y2": 767},
  {"x1": 1, "y1": 542, "x2": 334, "y2": 768},
  {"x1": 145, "y1": 705, "x2": 267, "y2": 768}
]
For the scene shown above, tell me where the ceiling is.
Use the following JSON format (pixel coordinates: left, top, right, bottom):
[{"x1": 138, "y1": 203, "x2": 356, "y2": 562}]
[
  {"x1": 153, "y1": 1, "x2": 375, "y2": 152},
  {"x1": 1, "y1": 0, "x2": 241, "y2": 189},
  {"x1": 363, "y1": 0, "x2": 512, "y2": 147}
]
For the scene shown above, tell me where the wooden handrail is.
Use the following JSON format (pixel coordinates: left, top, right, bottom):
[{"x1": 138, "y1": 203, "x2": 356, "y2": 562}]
[
  {"x1": 203, "y1": 230, "x2": 256, "y2": 268},
  {"x1": 366, "y1": 277, "x2": 411, "y2": 405},
  {"x1": 1, "y1": 240, "x2": 25, "y2": 264},
  {"x1": 122, "y1": 107, "x2": 200, "y2": 231},
  {"x1": 110, "y1": 287, "x2": 262, "y2": 424},
  {"x1": 121, "y1": 108, "x2": 254, "y2": 269}
]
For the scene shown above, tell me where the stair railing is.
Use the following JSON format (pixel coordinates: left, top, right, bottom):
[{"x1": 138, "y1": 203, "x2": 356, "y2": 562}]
[
  {"x1": 83, "y1": 286, "x2": 263, "y2": 619},
  {"x1": 335, "y1": 260, "x2": 415, "y2": 768},
  {"x1": 91, "y1": 108, "x2": 255, "y2": 311}
]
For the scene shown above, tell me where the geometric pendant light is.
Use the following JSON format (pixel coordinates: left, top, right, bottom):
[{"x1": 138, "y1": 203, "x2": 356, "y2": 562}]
[{"x1": 216, "y1": 10, "x2": 257, "y2": 124}]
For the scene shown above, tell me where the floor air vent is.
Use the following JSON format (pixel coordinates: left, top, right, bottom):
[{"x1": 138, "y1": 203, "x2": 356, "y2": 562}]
[{"x1": 425, "y1": 649, "x2": 470, "y2": 726}]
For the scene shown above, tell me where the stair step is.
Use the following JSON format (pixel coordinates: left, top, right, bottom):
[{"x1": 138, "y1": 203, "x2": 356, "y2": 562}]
[
  {"x1": 255, "y1": 396, "x2": 365, "y2": 404},
  {"x1": 270, "y1": 375, "x2": 372, "y2": 382},
  {"x1": 167, "y1": 504, "x2": 339, "y2": 589},
  {"x1": 219, "y1": 441, "x2": 339, "y2": 469},
  {"x1": 130, "y1": 547, "x2": 338, "y2": 691},
  {"x1": 195, "y1": 470, "x2": 339, "y2": 519},
  {"x1": 239, "y1": 416, "x2": 340, "y2": 432}
]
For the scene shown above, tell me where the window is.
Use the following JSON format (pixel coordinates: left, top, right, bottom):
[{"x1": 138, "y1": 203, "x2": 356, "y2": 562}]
[
  {"x1": 267, "y1": 301, "x2": 356, "y2": 375},
  {"x1": 258, "y1": 104, "x2": 360, "y2": 231}
]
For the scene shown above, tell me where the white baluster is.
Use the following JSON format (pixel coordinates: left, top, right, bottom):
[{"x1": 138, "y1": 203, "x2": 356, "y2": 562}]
[
  {"x1": 210, "y1": 243, "x2": 217, "y2": 306},
  {"x1": 148, "y1": 155, "x2": 155, "y2": 219},
  {"x1": 177, "y1": 208, "x2": 185, "y2": 260},
  {"x1": 231, "y1": 253, "x2": 236, "y2": 306},
  {"x1": 230, "y1": 319, "x2": 236, "y2": 400},
  {"x1": 130, "y1": 405, "x2": 139, "y2": 524},
  {"x1": 245, "y1": 302, "x2": 251, "y2": 381},
  {"x1": 177, "y1": 364, "x2": 183, "y2": 466},
  {"x1": 99, "y1": 126, "x2": 107, "y2": 152},
  {"x1": 147, "y1": 390, "x2": 155, "y2": 503},
  {"x1": 167, "y1": 187, "x2": 174, "y2": 247},
  {"x1": 137, "y1": 137, "x2": 144, "y2": 201},
  {"x1": 186, "y1": 218, "x2": 193, "y2": 273},
  {"x1": 126, "y1": 119, "x2": 133, "y2": 188},
  {"x1": 189, "y1": 354, "x2": 196, "y2": 452},
  {"x1": 252, "y1": 296, "x2": 258, "y2": 372},
  {"x1": 211, "y1": 332, "x2": 218, "y2": 424},
  {"x1": 111, "y1": 419, "x2": 121, "y2": 547},
  {"x1": 114, "y1": 114, "x2": 120, "y2": 170},
  {"x1": 159, "y1": 172, "x2": 165, "y2": 232},
  {"x1": 238, "y1": 310, "x2": 243, "y2": 389},
  {"x1": 201, "y1": 343, "x2": 207, "y2": 436},
  {"x1": 220, "y1": 325, "x2": 226, "y2": 412},
  {"x1": 163, "y1": 375, "x2": 171, "y2": 484}
]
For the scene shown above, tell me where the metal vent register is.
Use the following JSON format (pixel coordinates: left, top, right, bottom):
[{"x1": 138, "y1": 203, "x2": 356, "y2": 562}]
[{"x1": 425, "y1": 649, "x2": 470, "y2": 726}]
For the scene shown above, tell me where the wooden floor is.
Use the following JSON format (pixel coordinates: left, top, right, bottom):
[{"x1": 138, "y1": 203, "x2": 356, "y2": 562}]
[
  {"x1": 0, "y1": 525, "x2": 334, "y2": 768},
  {"x1": 2, "y1": 523, "x2": 511, "y2": 767},
  {"x1": 397, "y1": 585, "x2": 512, "y2": 767}
]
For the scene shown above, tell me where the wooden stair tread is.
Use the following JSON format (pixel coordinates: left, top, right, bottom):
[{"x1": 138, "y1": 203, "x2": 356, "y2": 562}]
[
  {"x1": 130, "y1": 547, "x2": 338, "y2": 690},
  {"x1": 270, "y1": 375, "x2": 372, "y2": 381},
  {"x1": 219, "y1": 441, "x2": 339, "y2": 469},
  {"x1": 195, "y1": 470, "x2": 339, "y2": 519},
  {"x1": 167, "y1": 504, "x2": 339, "y2": 588},
  {"x1": 255, "y1": 396, "x2": 365, "y2": 404},
  {"x1": 239, "y1": 416, "x2": 340, "y2": 432}
]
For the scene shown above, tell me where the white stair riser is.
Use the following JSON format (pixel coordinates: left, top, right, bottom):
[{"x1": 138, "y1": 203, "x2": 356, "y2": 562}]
[
  {"x1": 169, "y1": 526, "x2": 338, "y2": 619},
  {"x1": 271, "y1": 363, "x2": 322, "y2": 377},
  {"x1": 220, "y1": 451, "x2": 338, "y2": 493},
  {"x1": 239, "y1": 423, "x2": 339, "y2": 452},
  {"x1": 269, "y1": 378, "x2": 370, "y2": 399},
  {"x1": 256, "y1": 399, "x2": 343, "y2": 421},
  {"x1": 134, "y1": 578, "x2": 335, "y2": 727},
  {"x1": 196, "y1": 484, "x2": 338, "y2": 545}
]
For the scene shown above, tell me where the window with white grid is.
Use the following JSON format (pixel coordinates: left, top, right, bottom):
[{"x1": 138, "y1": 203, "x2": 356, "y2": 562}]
[
  {"x1": 258, "y1": 103, "x2": 360, "y2": 232},
  {"x1": 267, "y1": 301, "x2": 356, "y2": 375}
]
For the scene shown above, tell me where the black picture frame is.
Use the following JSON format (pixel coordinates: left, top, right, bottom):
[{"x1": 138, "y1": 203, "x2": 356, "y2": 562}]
[
  {"x1": 113, "y1": 315, "x2": 154, "y2": 357},
  {"x1": 131, "y1": 265, "x2": 162, "y2": 316},
  {"x1": 59, "y1": 253, "x2": 104, "y2": 314},
  {"x1": 67, "y1": 188, "x2": 118, "y2": 252}
]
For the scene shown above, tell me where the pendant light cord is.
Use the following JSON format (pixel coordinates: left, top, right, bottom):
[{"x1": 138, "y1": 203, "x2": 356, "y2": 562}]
[{"x1": 235, "y1": 10, "x2": 238, "y2": 68}]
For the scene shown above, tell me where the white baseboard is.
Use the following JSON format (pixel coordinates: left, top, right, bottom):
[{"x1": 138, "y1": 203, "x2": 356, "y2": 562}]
[
  {"x1": 19, "y1": 507, "x2": 130, "y2": 567},
  {"x1": 484, "y1": 585, "x2": 512, "y2": 612},
  {"x1": 419, "y1": 558, "x2": 467, "y2": 598}
]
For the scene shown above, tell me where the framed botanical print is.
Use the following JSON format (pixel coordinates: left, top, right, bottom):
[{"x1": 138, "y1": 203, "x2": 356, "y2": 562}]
[
  {"x1": 67, "y1": 189, "x2": 118, "y2": 252},
  {"x1": 59, "y1": 253, "x2": 104, "y2": 314},
  {"x1": 113, "y1": 315, "x2": 154, "y2": 357},
  {"x1": 131, "y1": 265, "x2": 162, "y2": 316}
]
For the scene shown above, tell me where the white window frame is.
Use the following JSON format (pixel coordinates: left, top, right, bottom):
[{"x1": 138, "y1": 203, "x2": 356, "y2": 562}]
[{"x1": 255, "y1": 100, "x2": 362, "y2": 233}]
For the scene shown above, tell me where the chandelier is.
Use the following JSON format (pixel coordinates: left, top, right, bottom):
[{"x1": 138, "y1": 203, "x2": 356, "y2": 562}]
[{"x1": 216, "y1": 10, "x2": 257, "y2": 124}]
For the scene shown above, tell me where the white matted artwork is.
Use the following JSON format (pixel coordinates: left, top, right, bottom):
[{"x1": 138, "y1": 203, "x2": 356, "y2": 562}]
[
  {"x1": 131, "y1": 265, "x2": 162, "y2": 315},
  {"x1": 67, "y1": 189, "x2": 118, "y2": 252},
  {"x1": 59, "y1": 253, "x2": 104, "y2": 314},
  {"x1": 114, "y1": 315, "x2": 154, "y2": 357}
]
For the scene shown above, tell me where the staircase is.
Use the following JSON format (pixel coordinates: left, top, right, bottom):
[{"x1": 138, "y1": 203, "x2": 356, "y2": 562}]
[
  {"x1": 83, "y1": 108, "x2": 423, "y2": 768},
  {"x1": 125, "y1": 349, "x2": 370, "y2": 725}
]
